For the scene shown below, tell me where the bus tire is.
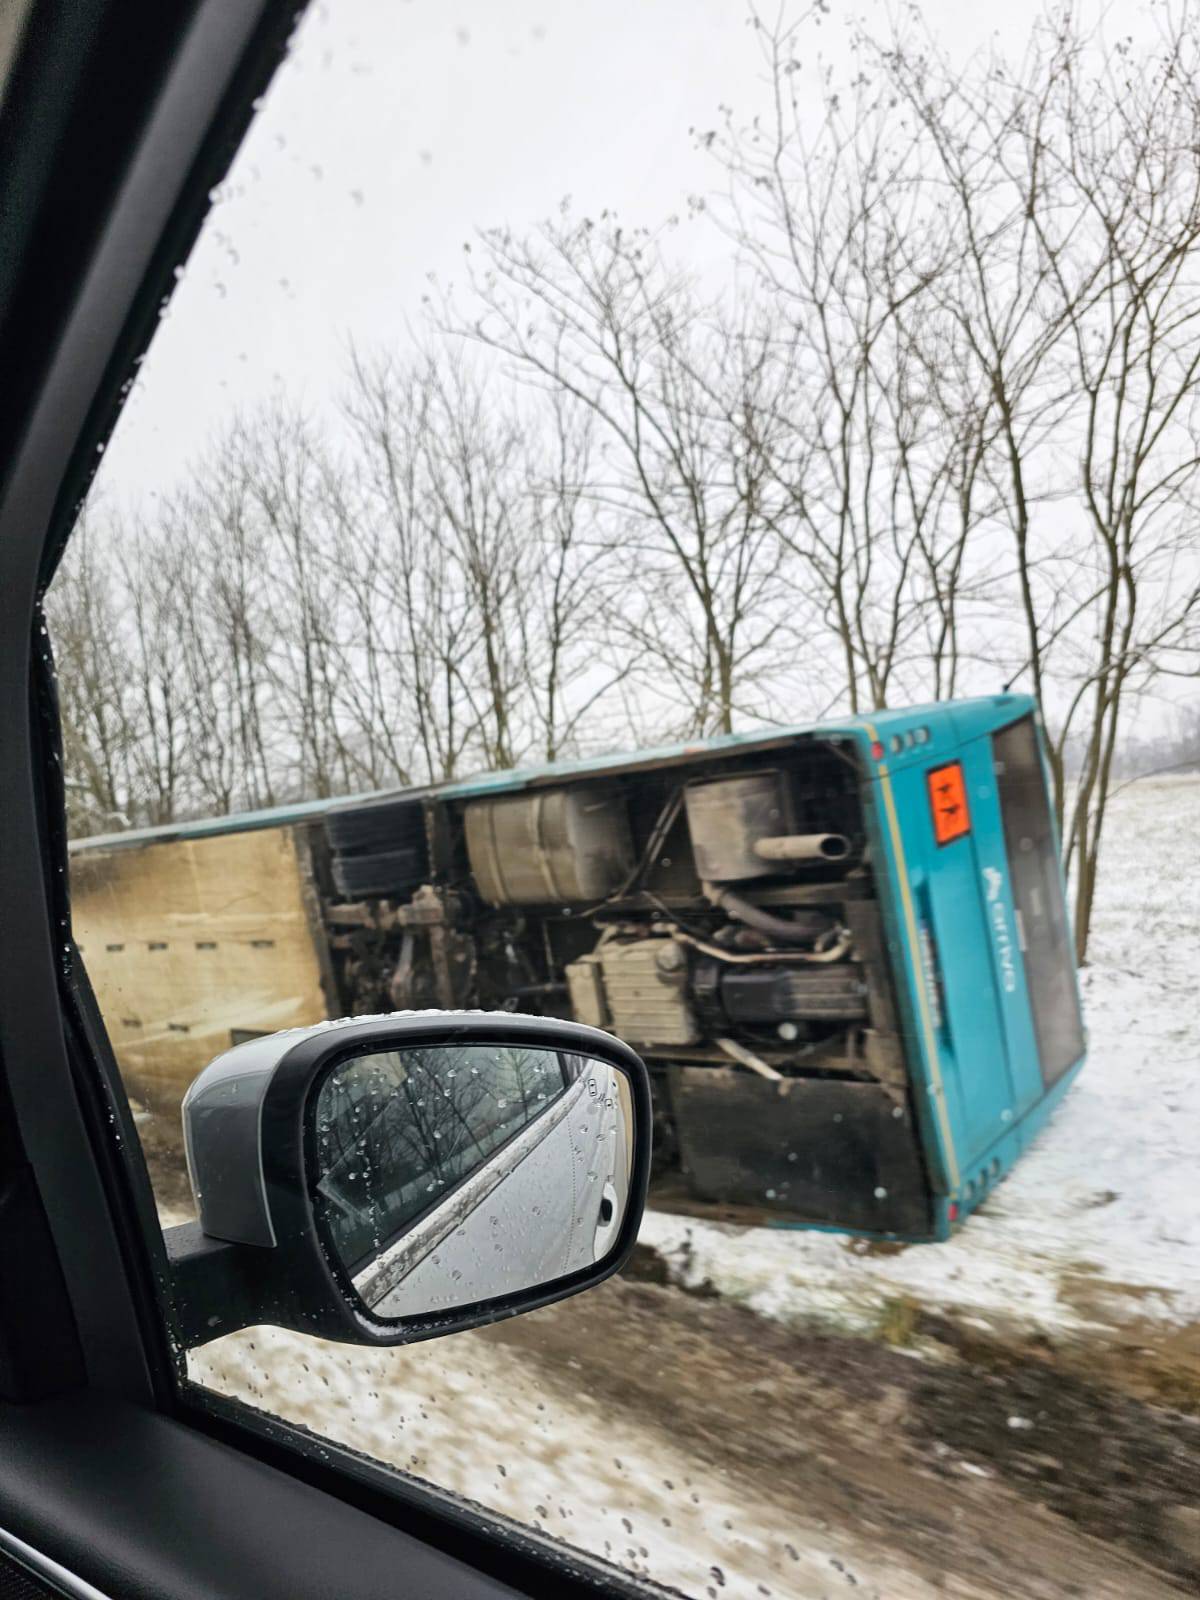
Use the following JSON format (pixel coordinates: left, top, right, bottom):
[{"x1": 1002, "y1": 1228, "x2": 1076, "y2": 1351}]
[
  {"x1": 331, "y1": 845, "x2": 427, "y2": 899},
  {"x1": 325, "y1": 799, "x2": 426, "y2": 857}
]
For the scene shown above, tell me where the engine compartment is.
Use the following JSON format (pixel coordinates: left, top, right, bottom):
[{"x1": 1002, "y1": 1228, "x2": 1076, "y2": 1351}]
[{"x1": 320, "y1": 735, "x2": 932, "y2": 1233}]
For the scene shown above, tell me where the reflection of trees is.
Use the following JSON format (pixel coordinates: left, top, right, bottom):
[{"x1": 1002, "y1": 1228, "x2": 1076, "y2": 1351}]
[{"x1": 315, "y1": 1044, "x2": 568, "y2": 1268}]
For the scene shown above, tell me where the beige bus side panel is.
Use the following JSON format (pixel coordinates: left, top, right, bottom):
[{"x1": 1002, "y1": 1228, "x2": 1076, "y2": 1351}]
[{"x1": 71, "y1": 825, "x2": 330, "y2": 1114}]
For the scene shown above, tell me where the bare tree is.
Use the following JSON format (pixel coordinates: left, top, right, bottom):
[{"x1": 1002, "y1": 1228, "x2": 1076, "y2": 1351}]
[
  {"x1": 883, "y1": 4, "x2": 1200, "y2": 956},
  {"x1": 158, "y1": 441, "x2": 281, "y2": 817},
  {"x1": 45, "y1": 511, "x2": 140, "y2": 833},
  {"x1": 344, "y1": 347, "x2": 519, "y2": 781},
  {"x1": 459, "y1": 216, "x2": 796, "y2": 737},
  {"x1": 705, "y1": 7, "x2": 1003, "y2": 713},
  {"x1": 115, "y1": 515, "x2": 192, "y2": 825},
  {"x1": 520, "y1": 396, "x2": 631, "y2": 760},
  {"x1": 419, "y1": 351, "x2": 530, "y2": 770},
  {"x1": 236, "y1": 404, "x2": 354, "y2": 799}
]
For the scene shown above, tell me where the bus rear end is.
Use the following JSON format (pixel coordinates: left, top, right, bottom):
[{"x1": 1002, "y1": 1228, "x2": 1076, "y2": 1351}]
[{"x1": 862, "y1": 695, "x2": 1086, "y2": 1237}]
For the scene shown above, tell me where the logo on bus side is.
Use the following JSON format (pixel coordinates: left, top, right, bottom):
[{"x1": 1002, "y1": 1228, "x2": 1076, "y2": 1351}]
[{"x1": 983, "y1": 867, "x2": 1018, "y2": 993}]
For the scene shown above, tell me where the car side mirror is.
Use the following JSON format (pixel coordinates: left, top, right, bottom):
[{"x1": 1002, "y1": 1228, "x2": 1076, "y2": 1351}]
[{"x1": 162, "y1": 1013, "x2": 651, "y2": 1351}]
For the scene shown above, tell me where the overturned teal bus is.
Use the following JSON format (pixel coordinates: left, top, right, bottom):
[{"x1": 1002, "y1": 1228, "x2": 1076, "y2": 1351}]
[
  {"x1": 322, "y1": 690, "x2": 1087, "y2": 1240},
  {"x1": 73, "y1": 692, "x2": 1085, "y2": 1242}
]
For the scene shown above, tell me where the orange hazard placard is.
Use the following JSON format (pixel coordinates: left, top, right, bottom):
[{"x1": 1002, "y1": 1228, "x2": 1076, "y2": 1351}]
[{"x1": 927, "y1": 761, "x2": 970, "y2": 846}]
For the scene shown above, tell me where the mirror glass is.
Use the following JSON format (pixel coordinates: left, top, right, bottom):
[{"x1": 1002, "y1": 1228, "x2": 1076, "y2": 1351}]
[{"x1": 311, "y1": 1042, "x2": 635, "y2": 1318}]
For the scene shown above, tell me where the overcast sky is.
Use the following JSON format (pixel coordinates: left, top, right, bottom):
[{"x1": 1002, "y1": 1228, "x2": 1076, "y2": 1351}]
[{"x1": 99, "y1": 0, "x2": 1127, "y2": 504}]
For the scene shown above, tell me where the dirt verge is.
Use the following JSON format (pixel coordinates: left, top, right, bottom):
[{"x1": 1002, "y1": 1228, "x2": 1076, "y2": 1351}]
[{"x1": 480, "y1": 1246, "x2": 1200, "y2": 1596}]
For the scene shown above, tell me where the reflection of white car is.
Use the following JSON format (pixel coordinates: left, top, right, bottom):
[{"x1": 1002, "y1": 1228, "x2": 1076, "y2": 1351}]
[{"x1": 349, "y1": 1056, "x2": 632, "y2": 1317}]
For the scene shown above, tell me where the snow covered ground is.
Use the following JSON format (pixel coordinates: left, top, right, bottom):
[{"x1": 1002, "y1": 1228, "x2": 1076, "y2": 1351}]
[
  {"x1": 191, "y1": 1320, "x2": 943, "y2": 1600},
  {"x1": 641, "y1": 776, "x2": 1200, "y2": 1346}
]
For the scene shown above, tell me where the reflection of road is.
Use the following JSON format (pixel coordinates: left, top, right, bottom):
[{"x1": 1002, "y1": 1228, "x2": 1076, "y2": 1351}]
[
  {"x1": 361, "y1": 1062, "x2": 627, "y2": 1318},
  {"x1": 189, "y1": 1264, "x2": 1195, "y2": 1600}
]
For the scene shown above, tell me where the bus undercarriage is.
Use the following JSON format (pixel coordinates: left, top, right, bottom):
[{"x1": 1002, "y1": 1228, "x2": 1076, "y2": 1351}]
[{"x1": 320, "y1": 735, "x2": 934, "y2": 1235}]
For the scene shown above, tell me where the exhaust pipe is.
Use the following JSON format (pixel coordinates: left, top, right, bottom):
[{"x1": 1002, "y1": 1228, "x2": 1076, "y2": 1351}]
[{"x1": 752, "y1": 832, "x2": 850, "y2": 864}]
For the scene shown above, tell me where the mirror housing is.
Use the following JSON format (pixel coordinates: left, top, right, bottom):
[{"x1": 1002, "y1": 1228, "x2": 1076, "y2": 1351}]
[{"x1": 163, "y1": 1012, "x2": 651, "y2": 1351}]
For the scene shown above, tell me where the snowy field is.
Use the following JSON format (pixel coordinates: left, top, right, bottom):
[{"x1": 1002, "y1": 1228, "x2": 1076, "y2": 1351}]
[
  {"x1": 641, "y1": 776, "x2": 1200, "y2": 1346},
  {"x1": 186, "y1": 777, "x2": 1200, "y2": 1599}
]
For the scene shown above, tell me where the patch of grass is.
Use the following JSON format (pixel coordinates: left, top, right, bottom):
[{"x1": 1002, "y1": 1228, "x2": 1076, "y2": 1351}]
[
  {"x1": 1059, "y1": 1265, "x2": 1177, "y2": 1319},
  {"x1": 844, "y1": 1236, "x2": 910, "y2": 1259},
  {"x1": 875, "y1": 1293, "x2": 921, "y2": 1348}
]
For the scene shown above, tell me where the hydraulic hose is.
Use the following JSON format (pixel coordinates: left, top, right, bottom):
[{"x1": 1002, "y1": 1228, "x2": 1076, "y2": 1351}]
[
  {"x1": 664, "y1": 925, "x2": 854, "y2": 966},
  {"x1": 703, "y1": 882, "x2": 832, "y2": 946}
]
